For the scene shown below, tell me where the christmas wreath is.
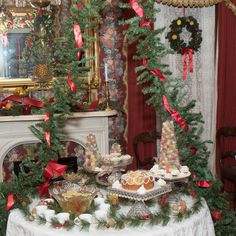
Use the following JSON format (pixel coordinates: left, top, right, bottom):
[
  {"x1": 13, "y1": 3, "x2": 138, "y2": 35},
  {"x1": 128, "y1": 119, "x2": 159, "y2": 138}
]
[{"x1": 166, "y1": 16, "x2": 202, "y2": 54}]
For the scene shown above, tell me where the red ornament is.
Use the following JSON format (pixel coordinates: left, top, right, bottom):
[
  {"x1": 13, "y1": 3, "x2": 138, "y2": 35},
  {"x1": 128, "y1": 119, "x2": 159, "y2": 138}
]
[
  {"x1": 189, "y1": 189, "x2": 196, "y2": 198},
  {"x1": 212, "y1": 210, "x2": 222, "y2": 221},
  {"x1": 191, "y1": 147, "x2": 197, "y2": 155}
]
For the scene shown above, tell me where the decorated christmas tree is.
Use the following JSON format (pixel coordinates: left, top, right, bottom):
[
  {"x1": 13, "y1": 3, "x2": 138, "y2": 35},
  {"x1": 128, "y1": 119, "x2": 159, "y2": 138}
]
[{"x1": 159, "y1": 120, "x2": 180, "y2": 172}]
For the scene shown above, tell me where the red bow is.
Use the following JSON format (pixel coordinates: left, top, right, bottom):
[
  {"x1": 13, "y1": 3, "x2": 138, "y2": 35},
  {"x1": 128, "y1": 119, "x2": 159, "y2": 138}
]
[
  {"x1": 39, "y1": 161, "x2": 67, "y2": 197},
  {"x1": 0, "y1": 95, "x2": 45, "y2": 109},
  {"x1": 181, "y1": 48, "x2": 193, "y2": 80},
  {"x1": 129, "y1": 0, "x2": 144, "y2": 18},
  {"x1": 139, "y1": 21, "x2": 151, "y2": 28},
  {"x1": 44, "y1": 111, "x2": 50, "y2": 122},
  {"x1": 6, "y1": 193, "x2": 24, "y2": 211},
  {"x1": 196, "y1": 180, "x2": 212, "y2": 188},
  {"x1": 77, "y1": 0, "x2": 86, "y2": 10},
  {"x1": 73, "y1": 22, "x2": 83, "y2": 60},
  {"x1": 143, "y1": 58, "x2": 147, "y2": 67},
  {"x1": 150, "y1": 69, "x2": 165, "y2": 81},
  {"x1": 67, "y1": 70, "x2": 77, "y2": 94},
  {"x1": 212, "y1": 210, "x2": 222, "y2": 221},
  {"x1": 38, "y1": 8, "x2": 43, "y2": 17},
  {"x1": 162, "y1": 95, "x2": 189, "y2": 132}
]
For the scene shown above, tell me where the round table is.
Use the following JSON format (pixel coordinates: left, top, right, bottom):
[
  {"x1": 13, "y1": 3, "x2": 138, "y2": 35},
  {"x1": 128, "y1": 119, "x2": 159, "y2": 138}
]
[{"x1": 6, "y1": 196, "x2": 215, "y2": 236}]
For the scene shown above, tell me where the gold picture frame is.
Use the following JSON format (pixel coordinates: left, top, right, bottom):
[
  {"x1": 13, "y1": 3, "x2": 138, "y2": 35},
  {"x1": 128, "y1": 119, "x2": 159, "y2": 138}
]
[{"x1": 0, "y1": 3, "x2": 101, "y2": 94}]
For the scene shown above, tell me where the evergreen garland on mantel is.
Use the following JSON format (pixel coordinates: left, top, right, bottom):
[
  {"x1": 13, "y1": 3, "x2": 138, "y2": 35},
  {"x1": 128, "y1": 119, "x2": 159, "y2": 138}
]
[{"x1": 119, "y1": 0, "x2": 236, "y2": 235}]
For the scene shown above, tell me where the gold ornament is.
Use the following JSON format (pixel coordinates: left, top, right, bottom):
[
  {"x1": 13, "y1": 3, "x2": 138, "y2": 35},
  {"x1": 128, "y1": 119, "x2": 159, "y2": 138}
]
[
  {"x1": 177, "y1": 19, "x2": 182, "y2": 25},
  {"x1": 172, "y1": 34, "x2": 177, "y2": 40},
  {"x1": 107, "y1": 193, "x2": 119, "y2": 206},
  {"x1": 15, "y1": 87, "x2": 28, "y2": 96},
  {"x1": 106, "y1": 218, "x2": 116, "y2": 228},
  {"x1": 4, "y1": 103, "x2": 13, "y2": 110},
  {"x1": 190, "y1": 21, "x2": 194, "y2": 26}
]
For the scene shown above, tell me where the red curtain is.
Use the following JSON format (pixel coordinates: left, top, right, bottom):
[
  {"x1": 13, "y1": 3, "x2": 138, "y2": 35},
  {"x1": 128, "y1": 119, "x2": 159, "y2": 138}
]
[
  {"x1": 127, "y1": 41, "x2": 157, "y2": 169},
  {"x1": 217, "y1": 2, "x2": 236, "y2": 190}
]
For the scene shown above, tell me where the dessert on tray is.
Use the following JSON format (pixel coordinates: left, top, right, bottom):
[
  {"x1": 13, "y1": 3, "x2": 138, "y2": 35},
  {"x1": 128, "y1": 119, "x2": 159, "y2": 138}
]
[
  {"x1": 151, "y1": 120, "x2": 190, "y2": 180},
  {"x1": 101, "y1": 142, "x2": 132, "y2": 166},
  {"x1": 150, "y1": 164, "x2": 190, "y2": 179},
  {"x1": 120, "y1": 170, "x2": 154, "y2": 191}
]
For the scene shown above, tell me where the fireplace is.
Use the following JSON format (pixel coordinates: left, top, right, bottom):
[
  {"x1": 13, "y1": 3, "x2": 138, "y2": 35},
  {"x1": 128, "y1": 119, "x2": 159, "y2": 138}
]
[{"x1": 0, "y1": 110, "x2": 117, "y2": 181}]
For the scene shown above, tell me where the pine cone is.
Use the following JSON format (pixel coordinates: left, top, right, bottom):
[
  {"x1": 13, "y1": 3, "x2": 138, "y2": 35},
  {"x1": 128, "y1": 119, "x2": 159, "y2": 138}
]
[{"x1": 34, "y1": 64, "x2": 50, "y2": 78}]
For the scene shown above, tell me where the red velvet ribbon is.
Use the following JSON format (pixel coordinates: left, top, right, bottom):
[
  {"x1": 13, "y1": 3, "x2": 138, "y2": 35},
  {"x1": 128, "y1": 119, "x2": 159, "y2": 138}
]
[
  {"x1": 162, "y1": 95, "x2": 189, "y2": 132},
  {"x1": 6, "y1": 193, "x2": 24, "y2": 211},
  {"x1": 77, "y1": 3, "x2": 83, "y2": 10},
  {"x1": 212, "y1": 210, "x2": 222, "y2": 221},
  {"x1": 189, "y1": 189, "x2": 196, "y2": 198},
  {"x1": 143, "y1": 58, "x2": 147, "y2": 67},
  {"x1": 44, "y1": 161, "x2": 68, "y2": 179},
  {"x1": 38, "y1": 8, "x2": 43, "y2": 17},
  {"x1": 27, "y1": 36, "x2": 33, "y2": 49},
  {"x1": 45, "y1": 131, "x2": 50, "y2": 146},
  {"x1": 14, "y1": 194, "x2": 24, "y2": 205},
  {"x1": 139, "y1": 21, "x2": 151, "y2": 28},
  {"x1": 181, "y1": 48, "x2": 193, "y2": 80},
  {"x1": 23, "y1": 97, "x2": 45, "y2": 108},
  {"x1": 6, "y1": 193, "x2": 14, "y2": 211},
  {"x1": 191, "y1": 147, "x2": 197, "y2": 155},
  {"x1": 67, "y1": 70, "x2": 77, "y2": 94},
  {"x1": 0, "y1": 95, "x2": 45, "y2": 109},
  {"x1": 44, "y1": 111, "x2": 50, "y2": 122},
  {"x1": 39, "y1": 161, "x2": 68, "y2": 197},
  {"x1": 129, "y1": 0, "x2": 144, "y2": 18},
  {"x1": 77, "y1": 0, "x2": 85, "y2": 10},
  {"x1": 150, "y1": 69, "x2": 165, "y2": 81},
  {"x1": 44, "y1": 112, "x2": 50, "y2": 146},
  {"x1": 196, "y1": 180, "x2": 212, "y2": 188},
  {"x1": 73, "y1": 22, "x2": 83, "y2": 60}
]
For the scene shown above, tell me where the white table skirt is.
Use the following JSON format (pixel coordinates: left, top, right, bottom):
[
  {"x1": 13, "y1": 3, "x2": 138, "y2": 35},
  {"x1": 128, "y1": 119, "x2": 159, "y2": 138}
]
[{"x1": 6, "y1": 198, "x2": 215, "y2": 236}]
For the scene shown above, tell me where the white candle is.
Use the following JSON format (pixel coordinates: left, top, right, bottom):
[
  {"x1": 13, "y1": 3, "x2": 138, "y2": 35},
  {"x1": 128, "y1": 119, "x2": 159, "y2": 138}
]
[
  {"x1": 88, "y1": 71, "x2": 91, "y2": 85},
  {"x1": 104, "y1": 63, "x2": 108, "y2": 82}
]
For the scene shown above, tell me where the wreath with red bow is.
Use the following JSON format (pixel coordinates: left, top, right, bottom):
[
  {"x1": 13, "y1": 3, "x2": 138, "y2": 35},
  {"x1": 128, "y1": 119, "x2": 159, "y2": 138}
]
[
  {"x1": 166, "y1": 16, "x2": 202, "y2": 80},
  {"x1": 166, "y1": 16, "x2": 202, "y2": 54}
]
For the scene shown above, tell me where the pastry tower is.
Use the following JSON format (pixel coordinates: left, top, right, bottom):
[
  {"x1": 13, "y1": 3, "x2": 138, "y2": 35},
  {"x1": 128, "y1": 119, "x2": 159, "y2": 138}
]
[
  {"x1": 83, "y1": 133, "x2": 101, "y2": 171},
  {"x1": 159, "y1": 120, "x2": 180, "y2": 172}
]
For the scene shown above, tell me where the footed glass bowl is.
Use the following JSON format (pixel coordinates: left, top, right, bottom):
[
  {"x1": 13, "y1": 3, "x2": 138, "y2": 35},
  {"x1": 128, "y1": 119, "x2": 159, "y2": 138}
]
[{"x1": 49, "y1": 181, "x2": 97, "y2": 215}]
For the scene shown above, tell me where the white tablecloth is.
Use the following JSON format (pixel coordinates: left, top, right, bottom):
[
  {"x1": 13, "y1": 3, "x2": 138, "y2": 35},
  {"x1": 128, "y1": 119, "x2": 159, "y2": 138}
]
[{"x1": 6, "y1": 197, "x2": 215, "y2": 236}]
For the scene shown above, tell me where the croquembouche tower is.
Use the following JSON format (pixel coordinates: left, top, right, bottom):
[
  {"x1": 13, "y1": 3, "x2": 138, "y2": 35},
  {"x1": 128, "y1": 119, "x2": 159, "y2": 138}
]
[{"x1": 159, "y1": 120, "x2": 180, "y2": 172}]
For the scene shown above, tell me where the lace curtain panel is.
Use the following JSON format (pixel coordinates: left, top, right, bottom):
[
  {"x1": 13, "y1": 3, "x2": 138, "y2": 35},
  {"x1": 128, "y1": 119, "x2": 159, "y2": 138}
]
[{"x1": 154, "y1": 4, "x2": 217, "y2": 174}]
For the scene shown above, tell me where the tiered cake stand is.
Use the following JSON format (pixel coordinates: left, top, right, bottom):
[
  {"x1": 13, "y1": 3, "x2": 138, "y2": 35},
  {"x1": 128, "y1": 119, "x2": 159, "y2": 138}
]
[
  {"x1": 108, "y1": 184, "x2": 172, "y2": 218},
  {"x1": 96, "y1": 157, "x2": 133, "y2": 186},
  {"x1": 154, "y1": 172, "x2": 191, "y2": 186}
]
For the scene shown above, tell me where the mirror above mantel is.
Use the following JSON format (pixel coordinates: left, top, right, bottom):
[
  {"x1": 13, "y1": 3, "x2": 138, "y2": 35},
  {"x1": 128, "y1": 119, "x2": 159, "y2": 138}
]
[{"x1": 0, "y1": 0, "x2": 101, "y2": 96}]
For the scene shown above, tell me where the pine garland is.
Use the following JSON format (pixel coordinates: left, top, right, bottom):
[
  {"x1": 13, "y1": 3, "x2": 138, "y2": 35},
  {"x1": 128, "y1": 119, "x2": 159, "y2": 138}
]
[
  {"x1": 119, "y1": 0, "x2": 236, "y2": 235},
  {"x1": 0, "y1": 1, "x2": 235, "y2": 235}
]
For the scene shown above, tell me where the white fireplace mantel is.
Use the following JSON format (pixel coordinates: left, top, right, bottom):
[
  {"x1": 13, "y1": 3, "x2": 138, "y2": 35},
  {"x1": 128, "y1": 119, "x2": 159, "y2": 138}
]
[{"x1": 0, "y1": 110, "x2": 117, "y2": 181}]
